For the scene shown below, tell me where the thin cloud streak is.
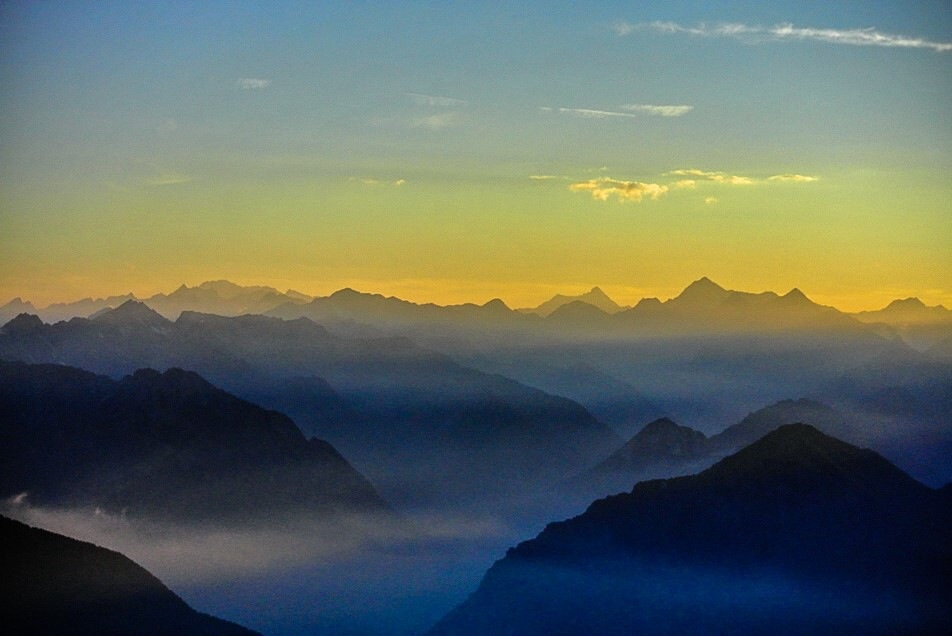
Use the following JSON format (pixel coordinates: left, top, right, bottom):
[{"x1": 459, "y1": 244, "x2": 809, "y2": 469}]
[
  {"x1": 768, "y1": 174, "x2": 819, "y2": 183},
  {"x1": 237, "y1": 78, "x2": 272, "y2": 90},
  {"x1": 406, "y1": 92, "x2": 468, "y2": 107},
  {"x1": 668, "y1": 169, "x2": 754, "y2": 185},
  {"x1": 617, "y1": 21, "x2": 952, "y2": 53},
  {"x1": 621, "y1": 104, "x2": 694, "y2": 117},
  {"x1": 541, "y1": 107, "x2": 638, "y2": 120}
]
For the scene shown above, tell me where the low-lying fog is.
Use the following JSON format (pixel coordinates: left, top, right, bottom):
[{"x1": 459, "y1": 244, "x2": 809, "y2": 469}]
[{"x1": 4, "y1": 492, "x2": 588, "y2": 635}]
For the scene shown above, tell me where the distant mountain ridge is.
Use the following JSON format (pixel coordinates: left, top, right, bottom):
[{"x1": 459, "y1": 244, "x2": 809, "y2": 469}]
[
  {"x1": 577, "y1": 398, "x2": 856, "y2": 498},
  {"x1": 431, "y1": 424, "x2": 952, "y2": 634},
  {"x1": 1, "y1": 515, "x2": 258, "y2": 635}
]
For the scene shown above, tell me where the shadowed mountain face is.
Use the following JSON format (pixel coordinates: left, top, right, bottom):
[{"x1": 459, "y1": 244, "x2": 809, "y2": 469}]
[
  {"x1": 519, "y1": 287, "x2": 626, "y2": 317},
  {"x1": 431, "y1": 425, "x2": 952, "y2": 635},
  {"x1": 0, "y1": 515, "x2": 257, "y2": 635},
  {"x1": 0, "y1": 360, "x2": 388, "y2": 523},
  {"x1": 0, "y1": 307, "x2": 619, "y2": 508}
]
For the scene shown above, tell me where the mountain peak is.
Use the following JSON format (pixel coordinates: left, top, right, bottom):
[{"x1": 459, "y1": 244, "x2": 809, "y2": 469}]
[
  {"x1": 1, "y1": 313, "x2": 45, "y2": 333},
  {"x1": 674, "y1": 277, "x2": 728, "y2": 302},
  {"x1": 92, "y1": 300, "x2": 170, "y2": 327},
  {"x1": 885, "y1": 297, "x2": 926, "y2": 310},
  {"x1": 782, "y1": 287, "x2": 810, "y2": 302},
  {"x1": 482, "y1": 298, "x2": 510, "y2": 312},
  {"x1": 700, "y1": 423, "x2": 917, "y2": 495}
]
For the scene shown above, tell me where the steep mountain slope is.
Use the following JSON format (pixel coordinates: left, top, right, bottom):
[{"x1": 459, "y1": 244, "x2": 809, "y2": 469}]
[
  {"x1": 431, "y1": 425, "x2": 952, "y2": 635},
  {"x1": 520, "y1": 287, "x2": 626, "y2": 317},
  {"x1": 0, "y1": 515, "x2": 257, "y2": 635},
  {"x1": 0, "y1": 360, "x2": 388, "y2": 523}
]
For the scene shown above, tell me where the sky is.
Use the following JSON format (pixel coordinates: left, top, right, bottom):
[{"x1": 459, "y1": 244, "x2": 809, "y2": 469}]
[{"x1": 1, "y1": 1, "x2": 950, "y2": 310}]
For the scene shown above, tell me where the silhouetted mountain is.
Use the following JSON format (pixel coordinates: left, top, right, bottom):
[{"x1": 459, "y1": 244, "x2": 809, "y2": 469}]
[
  {"x1": 145, "y1": 280, "x2": 309, "y2": 319},
  {"x1": 0, "y1": 298, "x2": 38, "y2": 324},
  {"x1": 431, "y1": 425, "x2": 952, "y2": 635},
  {"x1": 39, "y1": 293, "x2": 138, "y2": 323},
  {"x1": 617, "y1": 277, "x2": 869, "y2": 335},
  {"x1": 1, "y1": 515, "x2": 257, "y2": 635},
  {"x1": 853, "y1": 297, "x2": 952, "y2": 351},
  {"x1": 595, "y1": 418, "x2": 708, "y2": 471},
  {"x1": 93, "y1": 299, "x2": 172, "y2": 328},
  {"x1": 575, "y1": 417, "x2": 711, "y2": 498},
  {"x1": 0, "y1": 360, "x2": 388, "y2": 523},
  {"x1": 707, "y1": 398, "x2": 854, "y2": 453},
  {"x1": 521, "y1": 287, "x2": 626, "y2": 317}
]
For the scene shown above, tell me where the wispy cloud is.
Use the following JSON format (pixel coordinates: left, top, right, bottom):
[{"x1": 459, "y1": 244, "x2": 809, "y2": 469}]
[
  {"x1": 615, "y1": 21, "x2": 952, "y2": 53},
  {"x1": 668, "y1": 169, "x2": 754, "y2": 185},
  {"x1": 406, "y1": 92, "x2": 467, "y2": 107},
  {"x1": 351, "y1": 177, "x2": 407, "y2": 187},
  {"x1": 621, "y1": 103, "x2": 694, "y2": 117},
  {"x1": 147, "y1": 172, "x2": 192, "y2": 187},
  {"x1": 767, "y1": 173, "x2": 819, "y2": 183},
  {"x1": 237, "y1": 78, "x2": 272, "y2": 90},
  {"x1": 705, "y1": 196, "x2": 719, "y2": 205},
  {"x1": 541, "y1": 106, "x2": 638, "y2": 120},
  {"x1": 569, "y1": 178, "x2": 668, "y2": 202},
  {"x1": 411, "y1": 112, "x2": 464, "y2": 130},
  {"x1": 528, "y1": 175, "x2": 569, "y2": 181}
]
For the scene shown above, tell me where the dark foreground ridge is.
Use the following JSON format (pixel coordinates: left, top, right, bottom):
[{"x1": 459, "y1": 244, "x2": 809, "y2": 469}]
[
  {"x1": 0, "y1": 515, "x2": 258, "y2": 635},
  {"x1": 431, "y1": 424, "x2": 952, "y2": 635},
  {"x1": 0, "y1": 360, "x2": 388, "y2": 523}
]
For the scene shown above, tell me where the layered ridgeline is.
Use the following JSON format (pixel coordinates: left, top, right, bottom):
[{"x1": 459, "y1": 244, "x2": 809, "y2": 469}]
[
  {"x1": 1, "y1": 515, "x2": 257, "y2": 634},
  {"x1": 431, "y1": 425, "x2": 952, "y2": 635},
  {"x1": 0, "y1": 280, "x2": 314, "y2": 323},
  {"x1": 0, "y1": 306, "x2": 619, "y2": 507},
  {"x1": 578, "y1": 398, "x2": 858, "y2": 498},
  {"x1": 0, "y1": 360, "x2": 387, "y2": 523}
]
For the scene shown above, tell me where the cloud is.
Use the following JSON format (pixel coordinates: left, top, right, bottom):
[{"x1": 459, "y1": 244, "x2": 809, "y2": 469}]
[
  {"x1": 541, "y1": 106, "x2": 638, "y2": 120},
  {"x1": 351, "y1": 177, "x2": 407, "y2": 187},
  {"x1": 237, "y1": 78, "x2": 272, "y2": 90},
  {"x1": 668, "y1": 168, "x2": 754, "y2": 185},
  {"x1": 767, "y1": 173, "x2": 819, "y2": 183},
  {"x1": 619, "y1": 21, "x2": 952, "y2": 53},
  {"x1": 406, "y1": 92, "x2": 467, "y2": 107},
  {"x1": 705, "y1": 197, "x2": 719, "y2": 205},
  {"x1": 147, "y1": 172, "x2": 192, "y2": 187},
  {"x1": 621, "y1": 104, "x2": 694, "y2": 117},
  {"x1": 528, "y1": 175, "x2": 568, "y2": 181},
  {"x1": 569, "y1": 178, "x2": 668, "y2": 202},
  {"x1": 411, "y1": 112, "x2": 464, "y2": 129}
]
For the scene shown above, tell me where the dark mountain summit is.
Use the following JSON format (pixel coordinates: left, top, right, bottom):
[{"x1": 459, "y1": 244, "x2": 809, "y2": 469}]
[
  {"x1": 0, "y1": 360, "x2": 388, "y2": 523},
  {"x1": 1, "y1": 515, "x2": 257, "y2": 635},
  {"x1": 93, "y1": 299, "x2": 172, "y2": 328},
  {"x1": 431, "y1": 425, "x2": 952, "y2": 635},
  {"x1": 595, "y1": 418, "x2": 707, "y2": 471},
  {"x1": 706, "y1": 398, "x2": 853, "y2": 453}
]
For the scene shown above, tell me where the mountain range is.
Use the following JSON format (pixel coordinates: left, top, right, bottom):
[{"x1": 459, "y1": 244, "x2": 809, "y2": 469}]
[
  {"x1": 1, "y1": 515, "x2": 257, "y2": 634},
  {"x1": 0, "y1": 305, "x2": 620, "y2": 508},
  {"x1": 0, "y1": 359, "x2": 388, "y2": 523},
  {"x1": 577, "y1": 398, "x2": 857, "y2": 498},
  {"x1": 431, "y1": 424, "x2": 952, "y2": 635},
  {"x1": 4, "y1": 277, "x2": 946, "y2": 348}
]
